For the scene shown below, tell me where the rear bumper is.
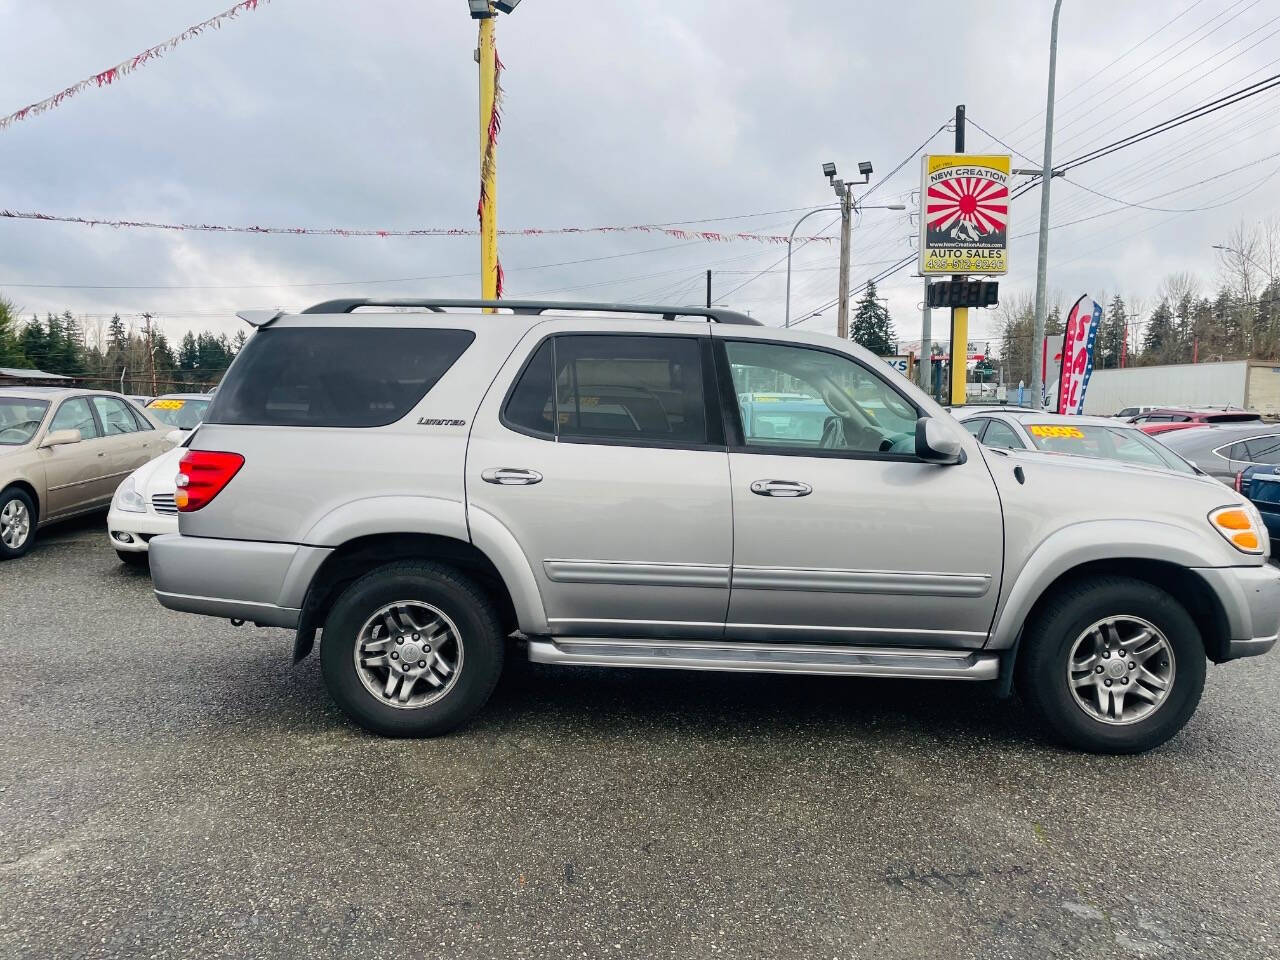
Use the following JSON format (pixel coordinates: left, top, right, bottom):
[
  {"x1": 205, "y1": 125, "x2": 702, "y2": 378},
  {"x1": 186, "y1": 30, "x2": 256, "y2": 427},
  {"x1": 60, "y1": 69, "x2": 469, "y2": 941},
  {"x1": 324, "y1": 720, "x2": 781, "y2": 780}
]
[
  {"x1": 1194, "y1": 563, "x2": 1280, "y2": 661},
  {"x1": 150, "y1": 534, "x2": 330, "y2": 628}
]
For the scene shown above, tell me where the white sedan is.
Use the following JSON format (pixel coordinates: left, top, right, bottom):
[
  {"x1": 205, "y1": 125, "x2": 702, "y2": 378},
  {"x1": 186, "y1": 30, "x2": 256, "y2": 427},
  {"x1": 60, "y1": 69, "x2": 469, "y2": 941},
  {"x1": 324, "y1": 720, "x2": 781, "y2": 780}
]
[{"x1": 107, "y1": 444, "x2": 183, "y2": 565}]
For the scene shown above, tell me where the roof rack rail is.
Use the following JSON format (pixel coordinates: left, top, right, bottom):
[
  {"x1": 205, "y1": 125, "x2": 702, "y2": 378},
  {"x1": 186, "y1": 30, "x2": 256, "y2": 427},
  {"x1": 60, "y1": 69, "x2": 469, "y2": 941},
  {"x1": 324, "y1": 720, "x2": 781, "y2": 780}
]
[{"x1": 297, "y1": 298, "x2": 761, "y2": 325}]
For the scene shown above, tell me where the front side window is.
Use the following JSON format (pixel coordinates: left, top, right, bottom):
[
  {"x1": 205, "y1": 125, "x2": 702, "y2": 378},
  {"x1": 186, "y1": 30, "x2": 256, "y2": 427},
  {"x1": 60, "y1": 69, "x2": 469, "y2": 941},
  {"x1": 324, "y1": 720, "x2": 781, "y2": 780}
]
[
  {"x1": 504, "y1": 335, "x2": 708, "y2": 445},
  {"x1": 207, "y1": 327, "x2": 475, "y2": 428},
  {"x1": 49, "y1": 397, "x2": 100, "y2": 440},
  {"x1": 982, "y1": 420, "x2": 1024, "y2": 450},
  {"x1": 91, "y1": 396, "x2": 140, "y2": 435},
  {"x1": 724, "y1": 340, "x2": 918, "y2": 456},
  {"x1": 0, "y1": 398, "x2": 49, "y2": 445},
  {"x1": 961, "y1": 418, "x2": 987, "y2": 439}
]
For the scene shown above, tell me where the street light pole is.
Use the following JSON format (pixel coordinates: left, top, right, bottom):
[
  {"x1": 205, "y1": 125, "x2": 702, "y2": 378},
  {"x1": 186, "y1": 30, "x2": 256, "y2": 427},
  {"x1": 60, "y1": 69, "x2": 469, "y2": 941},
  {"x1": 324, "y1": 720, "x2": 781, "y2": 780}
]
[
  {"x1": 1030, "y1": 0, "x2": 1064, "y2": 410},
  {"x1": 784, "y1": 206, "x2": 838, "y2": 328}
]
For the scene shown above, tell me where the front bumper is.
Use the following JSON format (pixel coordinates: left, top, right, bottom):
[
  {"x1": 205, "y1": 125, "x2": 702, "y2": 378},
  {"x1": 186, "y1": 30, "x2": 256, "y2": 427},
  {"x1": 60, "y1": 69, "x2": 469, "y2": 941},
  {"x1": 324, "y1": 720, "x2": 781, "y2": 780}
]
[
  {"x1": 150, "y1": 534, "x2": 330, "y2": 628},
  {"x1": 1194, "y1": 563, "x2": 1280, "y2": 661},
  {"x1": 106, "y1": 507, "x2": 178, "y2": 552}
]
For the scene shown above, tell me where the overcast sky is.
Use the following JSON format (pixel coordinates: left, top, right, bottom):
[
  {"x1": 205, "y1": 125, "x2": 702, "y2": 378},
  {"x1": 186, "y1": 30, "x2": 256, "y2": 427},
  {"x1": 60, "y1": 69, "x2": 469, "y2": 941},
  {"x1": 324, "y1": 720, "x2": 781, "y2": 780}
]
[{"x1": 1, "y1": 0, "x2": 1277, "y2": 353}]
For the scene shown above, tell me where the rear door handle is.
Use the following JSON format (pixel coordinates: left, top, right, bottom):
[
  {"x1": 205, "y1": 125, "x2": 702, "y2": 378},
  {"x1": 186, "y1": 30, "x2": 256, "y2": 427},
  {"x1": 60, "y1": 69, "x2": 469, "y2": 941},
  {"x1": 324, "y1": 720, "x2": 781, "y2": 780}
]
[
  {"x1": 750, "y1": 479, "x2": 812, "y2": 497},
  {"x1": 482, "y1": 467, "x2": 543, "y2": 486}
]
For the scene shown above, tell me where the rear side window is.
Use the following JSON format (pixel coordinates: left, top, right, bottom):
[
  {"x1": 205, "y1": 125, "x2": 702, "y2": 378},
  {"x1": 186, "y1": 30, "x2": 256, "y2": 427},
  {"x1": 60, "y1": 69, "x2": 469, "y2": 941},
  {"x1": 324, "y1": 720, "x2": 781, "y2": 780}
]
[
  {"x1": 206, "y1": 327, "x2": 475, "y2": 427},
  {"x1": 1245, "y1": 435, "x2": 1280, "y2": 465},
  {"x1": 503, "y1": 334, "x2": 707, "y2": 445}
]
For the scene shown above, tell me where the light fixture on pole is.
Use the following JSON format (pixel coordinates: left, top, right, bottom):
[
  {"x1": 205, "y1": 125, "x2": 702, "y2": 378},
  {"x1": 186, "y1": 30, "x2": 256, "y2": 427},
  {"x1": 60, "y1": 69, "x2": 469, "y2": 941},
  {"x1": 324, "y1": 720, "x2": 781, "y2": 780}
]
[
  {"x1": 467, "y1": 0, "x2": 493, "y2": 18},
  {"x1": 828, "y1": 161, "x2": 874, "y2": 340},
  {"x1": 1212, "y1": 243, "x2": 1274, "y2": 282}
]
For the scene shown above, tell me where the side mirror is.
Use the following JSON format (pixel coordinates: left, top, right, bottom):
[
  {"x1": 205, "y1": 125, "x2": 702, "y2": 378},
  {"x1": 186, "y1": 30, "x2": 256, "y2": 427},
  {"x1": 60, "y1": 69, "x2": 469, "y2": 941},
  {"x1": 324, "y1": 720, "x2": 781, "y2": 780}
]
[
  {"x1": 915, "y1": 417, "x2": 963, "y2": 465},
  {"x1": 39, "y1": 428, "x2": 81, "y2": 449},
  {"x1": 164, "y1": 429, "x2": 185, "y2": 446}
]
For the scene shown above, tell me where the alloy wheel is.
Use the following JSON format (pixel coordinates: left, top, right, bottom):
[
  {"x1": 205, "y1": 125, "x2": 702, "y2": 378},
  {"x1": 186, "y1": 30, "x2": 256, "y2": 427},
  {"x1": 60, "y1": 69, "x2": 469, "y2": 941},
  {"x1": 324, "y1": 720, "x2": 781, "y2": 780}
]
[
  {"x1": 0, "y1": 498, "x2": 30, "y2": 550},
  {"x1": 352, "y1": 601, "x2": 464, "y2": 709},
  {"x1": 1067, "y1": 616, "x2": 1175, "y2": 725}
]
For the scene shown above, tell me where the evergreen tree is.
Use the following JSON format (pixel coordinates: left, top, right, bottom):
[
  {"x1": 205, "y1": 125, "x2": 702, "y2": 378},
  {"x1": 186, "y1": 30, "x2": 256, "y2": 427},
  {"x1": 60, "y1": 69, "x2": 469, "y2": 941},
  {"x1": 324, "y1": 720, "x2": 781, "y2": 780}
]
[
  {"x1": 232, "y1": 329, "x2": 247, "y2": 353},
  {"x1": 0, "y1": 297, "x2": 28, "y2": 367},
  {"x1": 18, "y1": 317, "x2": 50, "y2": 371},
  {"x1": 1142, "y1": 299, "x2": 1175, "y2": 362},
  {"x1": 1096, "y1": 295, "x2": 1128, "y2": 369},
  {"x1": 849, "y1": 281, "x2": 896, "y2": 356}
]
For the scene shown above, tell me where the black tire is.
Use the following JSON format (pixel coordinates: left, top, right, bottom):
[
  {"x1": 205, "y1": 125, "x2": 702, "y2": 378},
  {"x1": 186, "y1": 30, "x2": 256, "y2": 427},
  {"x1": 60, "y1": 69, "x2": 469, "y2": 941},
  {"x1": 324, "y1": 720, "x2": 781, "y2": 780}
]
[
  {"x1": 1017, "y1": 576, "x2": 1206, "y2": 754},
  {"x1": 0, "y1": 486, "x2": 36, "y2": 560},
  {"x1": 320, "y1": 561, "x2": 504, "y2": 737},
  {"x1": 116, "y1": 549, "x2": 149, "y2": 567}
]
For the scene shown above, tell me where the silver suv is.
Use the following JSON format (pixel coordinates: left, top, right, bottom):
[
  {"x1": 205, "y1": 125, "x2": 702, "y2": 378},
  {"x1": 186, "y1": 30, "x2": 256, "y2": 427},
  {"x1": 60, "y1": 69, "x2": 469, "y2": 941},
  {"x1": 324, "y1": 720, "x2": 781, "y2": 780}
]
[{"x1": 150, "y1": 299, "x2": 1280, "y2": 753}]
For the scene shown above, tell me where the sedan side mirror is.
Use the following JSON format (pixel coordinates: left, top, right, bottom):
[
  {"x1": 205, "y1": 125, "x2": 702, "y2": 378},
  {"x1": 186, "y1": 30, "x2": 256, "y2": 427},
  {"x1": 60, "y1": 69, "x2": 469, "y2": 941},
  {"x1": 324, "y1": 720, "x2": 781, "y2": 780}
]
[
  {"x1": 164, "y1": 429, "x2": 185, "y2": 446},
  {"x1": 39, "y1": 428, "x2": 82, "y2": 449},
  {"x1": 915, "y1": 417, "x2": 963, "y2": 465}
]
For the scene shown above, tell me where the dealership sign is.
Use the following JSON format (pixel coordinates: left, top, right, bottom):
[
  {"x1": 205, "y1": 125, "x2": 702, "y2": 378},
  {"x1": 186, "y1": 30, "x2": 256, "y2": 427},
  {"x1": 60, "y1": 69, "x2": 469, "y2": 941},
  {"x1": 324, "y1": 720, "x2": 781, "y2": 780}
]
[
  {"x1": 919, "y1": 154, "x2": 1011, "y2": 276},
  {"x1": 1057, "y1": 295, "x2": 1103, "y2": 415}
]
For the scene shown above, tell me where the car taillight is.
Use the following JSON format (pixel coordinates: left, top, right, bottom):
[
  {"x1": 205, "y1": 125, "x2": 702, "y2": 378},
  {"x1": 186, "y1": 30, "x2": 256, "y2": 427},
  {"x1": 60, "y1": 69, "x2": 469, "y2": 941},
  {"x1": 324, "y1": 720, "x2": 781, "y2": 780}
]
[
  {"x1": 1234, "y1": 471, "x2": 1244, "y2": 493},
  {"x1": 175, "y1": 450, "x2": 244, "y2": 511}
]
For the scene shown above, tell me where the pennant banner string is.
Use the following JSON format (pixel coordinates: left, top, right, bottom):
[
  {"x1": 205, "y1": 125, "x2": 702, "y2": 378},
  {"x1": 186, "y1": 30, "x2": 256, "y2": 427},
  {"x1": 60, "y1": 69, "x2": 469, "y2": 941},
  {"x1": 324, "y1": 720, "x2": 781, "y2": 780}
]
[
  {"x1": 0, "y1": 209, "x2": 836, "y2": 244},
  {"x1": 0, "y1": 0, "x2": 274, "y2": 132}
]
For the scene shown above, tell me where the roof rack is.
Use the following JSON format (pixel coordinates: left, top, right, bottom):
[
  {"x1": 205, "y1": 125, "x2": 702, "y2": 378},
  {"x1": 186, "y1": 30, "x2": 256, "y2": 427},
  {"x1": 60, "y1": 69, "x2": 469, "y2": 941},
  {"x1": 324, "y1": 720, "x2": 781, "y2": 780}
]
[{"x1": 295, "y1": 298, "x2": 762, "y2": 325}]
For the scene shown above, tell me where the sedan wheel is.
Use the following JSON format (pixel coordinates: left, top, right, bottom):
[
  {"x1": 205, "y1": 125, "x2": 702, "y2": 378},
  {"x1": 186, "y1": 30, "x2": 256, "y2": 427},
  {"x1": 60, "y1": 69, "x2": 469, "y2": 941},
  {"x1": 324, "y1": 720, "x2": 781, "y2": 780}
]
[{"x1": 0, "y1": 489, "x2": 34, "y2": 559}]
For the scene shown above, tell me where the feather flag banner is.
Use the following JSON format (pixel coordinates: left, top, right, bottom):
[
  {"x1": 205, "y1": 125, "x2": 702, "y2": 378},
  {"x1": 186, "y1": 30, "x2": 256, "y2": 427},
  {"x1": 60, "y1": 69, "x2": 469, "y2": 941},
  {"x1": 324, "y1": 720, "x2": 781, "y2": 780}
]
[{"x1": 0, "y1": 0, "x2": 274, "y2": 132}]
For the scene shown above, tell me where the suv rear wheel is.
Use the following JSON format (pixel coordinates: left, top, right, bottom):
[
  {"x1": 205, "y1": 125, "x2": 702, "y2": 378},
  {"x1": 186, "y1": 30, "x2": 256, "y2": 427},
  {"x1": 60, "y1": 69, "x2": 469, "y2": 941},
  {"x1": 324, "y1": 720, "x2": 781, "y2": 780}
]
[
  {"x1": 320, "y1": 561, "x2": 505, "y2": 737},
  {"x1": 1017, "y1": 576, "x2": 1206, "y2": 754}
]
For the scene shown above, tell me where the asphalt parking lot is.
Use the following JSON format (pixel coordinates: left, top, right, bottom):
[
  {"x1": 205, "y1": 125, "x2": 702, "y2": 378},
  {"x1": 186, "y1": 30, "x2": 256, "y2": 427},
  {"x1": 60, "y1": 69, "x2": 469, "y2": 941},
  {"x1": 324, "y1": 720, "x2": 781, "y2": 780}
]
[{"x1": 2, "y1": 516, "x2": 1279, "y2": 960}]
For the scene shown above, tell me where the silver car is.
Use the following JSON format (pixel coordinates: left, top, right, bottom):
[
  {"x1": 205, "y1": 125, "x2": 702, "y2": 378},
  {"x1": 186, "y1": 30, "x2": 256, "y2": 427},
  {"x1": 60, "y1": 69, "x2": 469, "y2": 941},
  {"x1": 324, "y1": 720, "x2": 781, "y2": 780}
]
[
  {"x1": 149, "y1": 298, "x2": 1279, "y2": 753},
  {"x1": 1158, "y1": 424, "x2": 1280, "y2": 486},
  {"x1": 957, "y1": 410, "x2": 1198, "y2": 475}
]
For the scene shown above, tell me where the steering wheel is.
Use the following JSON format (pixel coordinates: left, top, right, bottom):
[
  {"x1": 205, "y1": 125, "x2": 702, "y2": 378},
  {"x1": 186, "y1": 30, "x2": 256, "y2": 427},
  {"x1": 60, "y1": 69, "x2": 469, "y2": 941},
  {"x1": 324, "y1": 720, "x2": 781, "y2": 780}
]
[{"x1": 0, "y1": 421, "x2": 38, "y2": 443}]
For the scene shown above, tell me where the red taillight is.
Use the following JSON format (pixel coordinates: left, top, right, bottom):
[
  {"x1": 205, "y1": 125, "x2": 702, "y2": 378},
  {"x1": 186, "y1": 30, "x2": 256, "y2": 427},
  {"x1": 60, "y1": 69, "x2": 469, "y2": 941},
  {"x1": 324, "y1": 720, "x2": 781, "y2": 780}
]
[
  {"x1": 1235, "y1": 471, "x2": 1244, "y2": 493},
  {"x1": 175, "y1": 450, "x2": 244, "y2": 511}
]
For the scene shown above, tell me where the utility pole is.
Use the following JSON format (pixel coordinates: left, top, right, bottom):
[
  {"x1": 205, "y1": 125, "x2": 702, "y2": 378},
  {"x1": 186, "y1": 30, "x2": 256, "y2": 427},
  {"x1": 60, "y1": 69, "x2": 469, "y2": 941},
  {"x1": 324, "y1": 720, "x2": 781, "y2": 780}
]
[
  {"x1": 836, "y1": 184, "x2": 853, "y2": 340},
  {"x1": 1031, "y1": 0, "x2": 1064, "y2": 409},
  {"x1": 706, "y1": 270, "x2": 712, "y2": 308},
  {"x1": 142, "y1": 312, "x2": 156, "y2": 396},
  {"x1": 949, "y1": 104, "x2": 968, "y2": 407}
]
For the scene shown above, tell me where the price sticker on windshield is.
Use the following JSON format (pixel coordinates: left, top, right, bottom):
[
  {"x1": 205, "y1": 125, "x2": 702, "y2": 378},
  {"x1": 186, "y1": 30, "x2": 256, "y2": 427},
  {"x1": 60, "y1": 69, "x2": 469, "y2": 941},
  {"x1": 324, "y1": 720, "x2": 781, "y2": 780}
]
[
  {"x1": 149, "y1": 399, "x2": 185, "y2": 410},
  {"x1": 1029, "y1": 424, "x2": 1083, "y2": 439}
]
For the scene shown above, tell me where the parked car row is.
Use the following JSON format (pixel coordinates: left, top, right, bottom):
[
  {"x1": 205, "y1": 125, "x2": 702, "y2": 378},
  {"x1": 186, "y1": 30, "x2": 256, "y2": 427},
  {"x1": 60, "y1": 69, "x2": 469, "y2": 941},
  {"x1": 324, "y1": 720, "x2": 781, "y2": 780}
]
[{"x1": 0, "y1": 388, "x2": 197, "y2": 559}]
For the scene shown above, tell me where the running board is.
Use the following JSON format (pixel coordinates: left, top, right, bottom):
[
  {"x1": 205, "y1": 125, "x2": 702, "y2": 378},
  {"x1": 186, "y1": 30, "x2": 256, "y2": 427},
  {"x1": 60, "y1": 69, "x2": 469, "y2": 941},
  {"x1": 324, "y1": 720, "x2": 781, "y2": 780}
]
[{"x1": 527, "y1": 638, "x2": 999, "y2": 681}]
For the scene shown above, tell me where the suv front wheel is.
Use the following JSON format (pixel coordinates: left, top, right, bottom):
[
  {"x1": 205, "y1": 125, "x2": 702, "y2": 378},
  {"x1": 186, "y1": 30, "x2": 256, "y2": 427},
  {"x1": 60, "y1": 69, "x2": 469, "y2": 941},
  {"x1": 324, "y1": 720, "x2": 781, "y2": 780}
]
[
  {"x1": 1017, "y1": 576, "x2": 1206, "y2": 754},
  {"x1": 320, "y1": 561, "x2": 505, "y2": 737}
]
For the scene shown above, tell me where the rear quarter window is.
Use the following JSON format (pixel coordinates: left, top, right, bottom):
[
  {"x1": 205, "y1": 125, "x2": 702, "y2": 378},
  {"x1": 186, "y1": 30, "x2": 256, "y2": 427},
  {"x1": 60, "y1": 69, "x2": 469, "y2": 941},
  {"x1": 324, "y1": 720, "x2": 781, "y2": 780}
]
[{"x1": 206, "y1": 327, "x2": 475, "y2": 427}]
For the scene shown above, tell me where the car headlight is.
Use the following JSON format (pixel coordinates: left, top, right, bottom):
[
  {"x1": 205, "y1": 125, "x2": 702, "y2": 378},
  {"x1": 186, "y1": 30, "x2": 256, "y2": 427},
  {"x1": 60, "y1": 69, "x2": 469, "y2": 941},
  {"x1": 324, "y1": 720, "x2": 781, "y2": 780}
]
[
  {"x1": 113, "y1": 475, "x2": 147, "y2": 513},
  {"x1": 1209, "y1": 504, "x2": 1266, "y2": 554}
]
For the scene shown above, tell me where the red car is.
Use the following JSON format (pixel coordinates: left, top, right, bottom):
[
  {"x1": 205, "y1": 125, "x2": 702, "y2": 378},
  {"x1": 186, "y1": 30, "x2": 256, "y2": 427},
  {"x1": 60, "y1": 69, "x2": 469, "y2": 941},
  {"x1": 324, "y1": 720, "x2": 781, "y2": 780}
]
[{"x1": 1127, "y1": 408, "x2": 1263, "y2": 436}]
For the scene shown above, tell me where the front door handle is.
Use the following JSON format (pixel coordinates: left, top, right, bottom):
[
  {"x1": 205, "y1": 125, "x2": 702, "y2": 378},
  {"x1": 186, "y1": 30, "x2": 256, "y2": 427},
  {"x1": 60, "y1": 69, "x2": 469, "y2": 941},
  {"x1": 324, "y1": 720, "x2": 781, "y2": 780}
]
[
  {"x1": 750, "y1": 479, "x2": 812, "y2": 497},
  {"x1": 481, "y1": 467, "x2": 543, "y2": 486}
]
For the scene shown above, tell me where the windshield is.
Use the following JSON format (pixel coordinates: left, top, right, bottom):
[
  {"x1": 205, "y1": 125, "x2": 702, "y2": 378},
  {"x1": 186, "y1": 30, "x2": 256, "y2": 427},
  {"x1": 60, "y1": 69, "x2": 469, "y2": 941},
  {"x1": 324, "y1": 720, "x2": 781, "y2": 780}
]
[
  {"x1": 1025, "y1": 423, "x2": 1195, "y2": 474},
  {"x1": 0, "y1": 398, "x2": 50, "y2": 446},
  {"x1": 146, "y1": 397, "x2": 210, "y2": 430}
]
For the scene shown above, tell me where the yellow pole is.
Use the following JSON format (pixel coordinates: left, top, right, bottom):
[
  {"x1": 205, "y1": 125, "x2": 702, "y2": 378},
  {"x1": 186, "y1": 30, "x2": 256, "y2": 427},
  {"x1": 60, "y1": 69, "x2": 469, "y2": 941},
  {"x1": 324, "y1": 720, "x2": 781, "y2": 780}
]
[
  {"x1": 478, "y1": 11, "x2": 498, "y2": 308},
  {"x1": 950, "y1": 306, "x2": 969, "y2": 405}
]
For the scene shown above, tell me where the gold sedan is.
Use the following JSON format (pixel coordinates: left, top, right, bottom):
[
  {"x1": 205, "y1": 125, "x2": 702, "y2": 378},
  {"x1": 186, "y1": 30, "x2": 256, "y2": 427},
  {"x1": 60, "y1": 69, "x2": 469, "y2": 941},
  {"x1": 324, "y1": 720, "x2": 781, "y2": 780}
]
[{"x1": 0, "y1": 387, "x2": 178, "y2": 559}]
